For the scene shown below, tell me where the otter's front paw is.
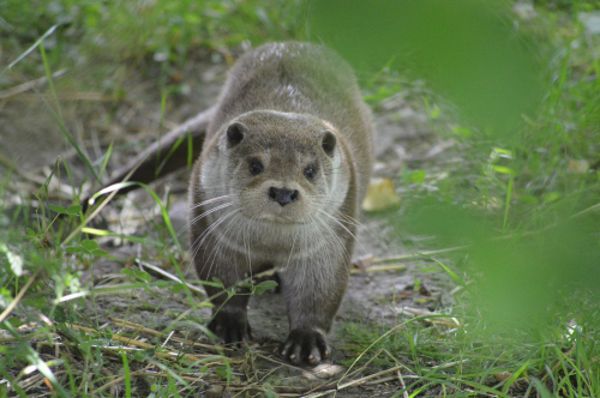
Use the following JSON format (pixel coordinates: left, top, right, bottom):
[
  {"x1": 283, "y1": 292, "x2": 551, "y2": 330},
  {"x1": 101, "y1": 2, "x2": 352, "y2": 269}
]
[
  {"x1": 208, "y1": 310, "x2": 251, "y2": 344},
  {"x1": 280, "y1": 328, "x2": 331, "y2": 366}
]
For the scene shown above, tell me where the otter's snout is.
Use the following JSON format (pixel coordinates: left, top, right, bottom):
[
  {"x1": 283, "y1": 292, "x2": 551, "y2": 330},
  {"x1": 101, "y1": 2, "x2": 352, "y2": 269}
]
[{"x1": 268, "y1": 187, "x2": 299, "y2": 207}]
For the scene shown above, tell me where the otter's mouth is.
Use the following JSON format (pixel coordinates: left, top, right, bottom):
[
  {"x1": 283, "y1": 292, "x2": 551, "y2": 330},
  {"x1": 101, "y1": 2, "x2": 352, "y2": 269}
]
[{"x1": 254, "y1": 213, "x2": 307, "y2": 225}]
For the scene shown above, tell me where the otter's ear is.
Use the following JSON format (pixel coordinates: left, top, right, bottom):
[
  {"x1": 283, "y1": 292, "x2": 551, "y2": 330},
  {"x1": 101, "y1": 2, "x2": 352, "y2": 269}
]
[
  {"x1": 226, "y1": 122, "x2": 246, "y2": 148},
  {"x1": 321, "y1": 131, "x2": 336, "y2": 157}
]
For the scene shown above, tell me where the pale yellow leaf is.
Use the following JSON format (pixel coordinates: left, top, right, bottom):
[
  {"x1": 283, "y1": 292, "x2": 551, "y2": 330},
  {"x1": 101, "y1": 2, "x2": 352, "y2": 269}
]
[{"x1": 362, "y1": 178, "x2": 401, "y2": 212}]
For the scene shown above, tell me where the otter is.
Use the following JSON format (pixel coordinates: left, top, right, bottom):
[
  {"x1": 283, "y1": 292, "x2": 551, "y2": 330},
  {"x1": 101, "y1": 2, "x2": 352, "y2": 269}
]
[{"x1": 189, "y1": 42, "x2": 373, "y2": 365}]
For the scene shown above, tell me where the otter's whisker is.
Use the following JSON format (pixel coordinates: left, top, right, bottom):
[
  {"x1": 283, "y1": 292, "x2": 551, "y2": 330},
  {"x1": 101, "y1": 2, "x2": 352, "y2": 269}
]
[
  {"x1": 191, "y1": 194, "x2": 234, "y2": 209},
  {"x1": 190, "y1": 201, "x2": 233, "y2": 226},
  {"x1": 316, "y1": 208, "x2": 358, "y2": 241},
  {"x1": 242, "y1": 214, "x2": 253, "y2": 278},
  {"x1": 314, "y1": 215, "x2": 346, "y2": 258},
  {"x1": 191, "y1": 208, "x2": 239, "y2": 264},
  {"x1": 204, "y1": 211, "x2": 242, "y2": 282},
  {"x1": 285, "y1": 226, "x2": 298, "y2": 270}
]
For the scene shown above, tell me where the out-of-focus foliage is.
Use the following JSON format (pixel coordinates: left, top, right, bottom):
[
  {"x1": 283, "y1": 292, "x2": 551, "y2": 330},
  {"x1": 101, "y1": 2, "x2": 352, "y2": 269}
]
[
  {"x1": 1, "y1": 0, "x2": 307, "y2": 72},
  {"x1": 306, "y1": 0, "x2": 600, "y2": 335},
  {"x1": 308, "y1": 0, "x2": 545, "y2": 141},
  {"x1": 307, "y1": 0, "x2": 599, "y2": 380}
]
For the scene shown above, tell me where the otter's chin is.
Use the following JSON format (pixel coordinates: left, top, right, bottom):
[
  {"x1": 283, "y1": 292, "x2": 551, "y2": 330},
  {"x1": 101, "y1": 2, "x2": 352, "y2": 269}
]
[
  {"x1": 256, "y1": 213, "x2": 305, "y2": 224},
  {"x1": 239, "y1": 204, "x2": 310, "y2": 225}
]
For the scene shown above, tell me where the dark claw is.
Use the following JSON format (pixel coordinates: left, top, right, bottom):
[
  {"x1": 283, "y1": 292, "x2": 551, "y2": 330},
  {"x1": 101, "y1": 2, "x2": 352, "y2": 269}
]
[
  {"x1": 280, "y1": 328, "x2": 331, "y2": 366},
  {"x1": 208, "y1": 310, "x2": 251, "y2": 344}
]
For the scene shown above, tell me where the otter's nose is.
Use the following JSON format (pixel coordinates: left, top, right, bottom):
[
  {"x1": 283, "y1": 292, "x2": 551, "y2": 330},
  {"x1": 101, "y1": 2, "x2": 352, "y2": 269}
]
[{"x1": 268, "y1": 187, "x2": 299, "y2": 207}]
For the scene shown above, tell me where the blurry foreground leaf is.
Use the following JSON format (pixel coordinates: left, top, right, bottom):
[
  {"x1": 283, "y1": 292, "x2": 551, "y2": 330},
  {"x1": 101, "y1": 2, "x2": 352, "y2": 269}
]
[
  {"x1": 402, "y1": 197, "x2": 600, "y2": 335},
  {"x1": 309, "y1": 0, "x2": 545, "y2": 140}
]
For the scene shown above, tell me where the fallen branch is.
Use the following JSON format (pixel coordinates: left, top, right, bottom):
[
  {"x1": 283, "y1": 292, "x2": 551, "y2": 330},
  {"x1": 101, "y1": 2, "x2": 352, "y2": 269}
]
[{"x1": 88, "y1": 106, "x2": 214, "y2": 203}]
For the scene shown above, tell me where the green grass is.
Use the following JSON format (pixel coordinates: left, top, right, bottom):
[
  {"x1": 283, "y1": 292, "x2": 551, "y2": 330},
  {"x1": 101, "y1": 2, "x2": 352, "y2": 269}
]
[
  {"x1": 339, "y1": 278, "x2": 600, "y2": 396},
  {"x1": 1, "y1": 0, "x2": 599, "y2": 396}
]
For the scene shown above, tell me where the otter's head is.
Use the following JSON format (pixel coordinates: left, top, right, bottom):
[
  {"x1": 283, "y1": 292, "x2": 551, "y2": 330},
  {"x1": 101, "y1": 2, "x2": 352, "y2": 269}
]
[{"x1": 205, "y1": 111, "x2": 349, "y2": 226}]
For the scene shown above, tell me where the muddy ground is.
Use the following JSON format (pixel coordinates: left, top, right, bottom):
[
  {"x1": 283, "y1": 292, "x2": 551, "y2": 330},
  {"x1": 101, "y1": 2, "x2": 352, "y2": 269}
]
[{"x1": 1, "y1": 55, "x2": 459, "y2": 396}]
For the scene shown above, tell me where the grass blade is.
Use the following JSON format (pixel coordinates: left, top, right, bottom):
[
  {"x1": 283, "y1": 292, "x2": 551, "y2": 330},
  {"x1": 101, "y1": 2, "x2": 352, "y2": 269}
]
[
  {"x1": 121, "y1": 352, "x2": 131, "y2": 398},
  {"x1": 39, "y1": 44, "x2": 101, "y2": 183},
  {"x1": 4, "y1": 24, "x2": 60, "y2": 72},
  {"x1": 98, "y1": 142, "x2": 114, "y2": 179}
]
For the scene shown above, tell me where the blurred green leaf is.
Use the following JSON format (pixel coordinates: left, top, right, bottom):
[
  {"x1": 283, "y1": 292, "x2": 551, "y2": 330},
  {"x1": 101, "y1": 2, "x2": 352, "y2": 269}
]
[
  {"x1": 253, "y1": 279, "x2": 278, "y2": 295},
  {"x1": 491, "y1": 165, "x2": 515, "y2": 175},
  {"x1": 406, "y1": 169, "x2": 427, "y2": 184},
  {"x1": 308, "y1": 0, "x2": 545, "y2": 140},
  {"x1": 122, "y1": 268, "x2": 153, "y2": 283},
  {"x1": 49, "y1": 204, "x2": 81, "y2": 217},
  {"x1": 66, "y1": 239, "x2": 106, "y2": 256}
]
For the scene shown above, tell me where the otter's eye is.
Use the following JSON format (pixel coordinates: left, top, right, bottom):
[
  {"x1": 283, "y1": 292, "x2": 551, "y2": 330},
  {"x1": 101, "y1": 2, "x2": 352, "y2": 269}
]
[
  {"x1": 249, "y1": 158, "x2": 264, "y2": 176},
  {"x1": 303, "y1": 164, "x2": 318, "y2": 180}
]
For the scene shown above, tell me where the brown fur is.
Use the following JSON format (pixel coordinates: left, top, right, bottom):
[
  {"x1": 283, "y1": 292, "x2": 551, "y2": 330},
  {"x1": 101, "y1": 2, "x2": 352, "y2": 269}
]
[{"x1": 189, "y1": 42, "x2": 373, "y2": 365}]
